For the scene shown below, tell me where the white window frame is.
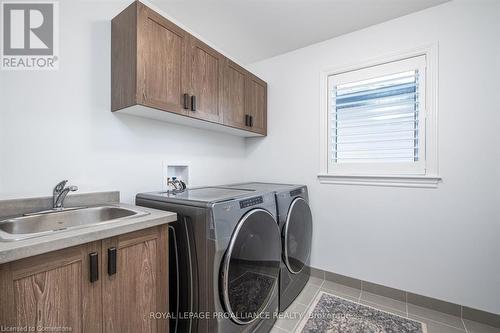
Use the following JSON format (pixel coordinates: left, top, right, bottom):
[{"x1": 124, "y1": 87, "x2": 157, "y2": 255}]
[{"x1": 318, "y1": 44, "x2": 440, "y2": 188}]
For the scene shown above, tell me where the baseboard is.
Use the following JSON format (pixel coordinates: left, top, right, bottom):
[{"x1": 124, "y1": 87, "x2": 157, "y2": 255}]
[{"x1": 310, "y1": 266, "x2": 500, "y2": 328}]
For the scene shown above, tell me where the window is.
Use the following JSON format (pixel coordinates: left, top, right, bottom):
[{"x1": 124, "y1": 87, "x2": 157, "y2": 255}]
[{"x1": 319, "y1": 47, "x2": 439, "y2": 187}]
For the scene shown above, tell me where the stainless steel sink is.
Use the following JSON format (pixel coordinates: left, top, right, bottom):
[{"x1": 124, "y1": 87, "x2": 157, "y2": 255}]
[{"x1": 0, "y1": 206, "x2": 149, "y2": 242}]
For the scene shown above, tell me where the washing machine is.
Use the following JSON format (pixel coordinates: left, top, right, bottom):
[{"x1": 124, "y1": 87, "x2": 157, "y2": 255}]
[
  {"x1": 222, "y1": 183, "x2": 313, "y2": 312},
  {"x1": 136, "y1": 186, "x2": 281, "y2": 333}
]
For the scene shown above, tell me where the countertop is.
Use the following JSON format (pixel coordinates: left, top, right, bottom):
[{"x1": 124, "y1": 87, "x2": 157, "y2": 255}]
[{"x1": 0, "y1": 202, "x2": 177, "y2": 264}]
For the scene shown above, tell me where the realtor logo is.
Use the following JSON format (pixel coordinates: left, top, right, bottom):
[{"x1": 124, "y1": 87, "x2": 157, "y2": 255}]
[{"x1": 1, "y1": 1, "x2": 59, "y2": 70}]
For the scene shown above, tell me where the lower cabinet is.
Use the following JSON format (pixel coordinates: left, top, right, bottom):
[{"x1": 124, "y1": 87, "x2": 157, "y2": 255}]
[
  {"x1": 0, "y1": 241, "x2": 102, "y2": 332},
  {"x1": 102, "y1": 226, "x2": 168, "y2": 333},
  {"x1": 0, "y1": 225, "x2": 168, "y2": 333}
]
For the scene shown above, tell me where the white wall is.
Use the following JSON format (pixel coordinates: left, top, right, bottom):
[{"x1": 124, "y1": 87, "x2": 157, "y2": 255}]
[
  {"x1": 246, "y1": 0, "x2": 500, "y2": 314},
  {"x1": 0, "y1": 1, "x2": 247, "y2": 203}
]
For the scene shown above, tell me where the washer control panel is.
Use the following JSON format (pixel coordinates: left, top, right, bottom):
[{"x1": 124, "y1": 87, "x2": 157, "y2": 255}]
[
  {"x1": 239, "y1": 196, "x2": 264, "y2": 209},
  {"x1": 290, "y1": 188, "x2": 303, "y2": 197}
]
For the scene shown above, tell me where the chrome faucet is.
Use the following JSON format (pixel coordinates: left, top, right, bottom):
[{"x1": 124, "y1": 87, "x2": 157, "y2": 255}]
[{"x1": 53, "y1": 180, "x2": 78, "y2": 210}]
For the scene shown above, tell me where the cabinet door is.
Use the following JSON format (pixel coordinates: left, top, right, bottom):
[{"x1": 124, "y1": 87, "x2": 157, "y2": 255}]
[
  {"x1": 185, "y1": 37, "x2": 223, "y2": 122},
  {"x1": 102, "y1": 225, "x2": 168, "y2": 333},
  {"x1": 246, "y1": 75, "x2": 267, "y2": 135},
  {"x1": 0, "y1": 242, "x2": 102, "y2": 332},
  {"x1": 137, "y1": 4, "x2": 187, "y2": 115},
  {"x1": 222, "y1": 59, "x2": 248, "y2": 129}
]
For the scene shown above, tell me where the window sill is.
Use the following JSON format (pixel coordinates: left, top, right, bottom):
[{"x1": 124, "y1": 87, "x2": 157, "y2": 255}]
[{"x1": 317, "y1": 174, "x2": 441, "y2": 188}]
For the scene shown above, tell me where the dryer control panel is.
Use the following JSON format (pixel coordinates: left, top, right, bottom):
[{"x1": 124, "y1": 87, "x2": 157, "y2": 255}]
[
  {"x1": 290, "y1": 188, "x2": 304, "y2": 197},
  {"x1": 239, "y1": 196, "x2": 264, "y2": 209}
]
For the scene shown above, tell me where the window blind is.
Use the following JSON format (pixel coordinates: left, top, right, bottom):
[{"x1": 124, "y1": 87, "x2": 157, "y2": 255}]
[{"x1": 331, "y1": 70, "x2": 420, "y2": 163}]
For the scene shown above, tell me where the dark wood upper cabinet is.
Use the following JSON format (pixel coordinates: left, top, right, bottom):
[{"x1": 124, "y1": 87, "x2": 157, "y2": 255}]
[
  {"x1": 246, "y1": 74, "x2": 268, "y2": 135},
  {"x1": 111, "y1": 1, "x2": 187, "y2": 116},
  {"x1": 138, "y1": 5, "x2": 188, "y2": 115},
  {"x1": 222, "y1": 59, "x2": 247, "y2": 129},
  {"x1": 111, "y1": 1, "x2": 267, "y2": 136},
  {"x1": 221, "y1": 59, "x2": 268, "y2": 134},
  {"x1": 185, "y1": 37, "x2": 224, "y2": 123}
]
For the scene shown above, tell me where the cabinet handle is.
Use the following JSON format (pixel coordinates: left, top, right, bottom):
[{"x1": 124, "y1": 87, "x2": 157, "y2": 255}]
[
  {"x1": 108, "y1": 247, "x2": 117, "y2": 276},
  {"x1": 191, "y1": 95, "x2": 196, "y2": 111},
  {"x1": 245, "y1": 114, "x2": 249, "y2": 126},
  {"x1": 89, "y1": 252, "x2": 99, "y2": 283},
  {"x1": 249, "y1": 115, "x2": 253, "y2": 127},
  {"x1": 183, "y1": 93, "x2": 189, "y2": 110}
]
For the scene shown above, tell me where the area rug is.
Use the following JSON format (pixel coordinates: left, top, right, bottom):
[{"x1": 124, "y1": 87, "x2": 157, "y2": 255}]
[{"x1": 296, "y1": 291, "x2": 427, "y2": 333}]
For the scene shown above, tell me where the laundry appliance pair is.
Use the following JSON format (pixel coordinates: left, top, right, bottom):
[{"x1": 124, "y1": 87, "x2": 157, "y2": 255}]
[{"x1": 135, "y1": 182, "x2": 312, "y2": 333}]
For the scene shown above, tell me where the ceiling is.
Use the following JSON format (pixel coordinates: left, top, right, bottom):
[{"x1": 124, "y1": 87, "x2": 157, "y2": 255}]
[{"x1": 149, "y1": 0, "x2": 449, "y2": 64}]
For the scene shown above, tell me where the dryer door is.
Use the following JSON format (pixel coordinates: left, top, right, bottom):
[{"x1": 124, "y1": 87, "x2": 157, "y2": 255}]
[
  {"x1": 283, "y1": 197, "x2": 313, "y2": 274},
  {"x1": 221, "y1": 208, "x2": 280, "y2": 325}
]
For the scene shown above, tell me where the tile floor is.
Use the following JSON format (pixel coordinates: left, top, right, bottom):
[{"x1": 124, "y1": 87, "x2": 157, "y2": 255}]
[{"x1": 271, "y1": 276, "x2": 500, "y2": 333}]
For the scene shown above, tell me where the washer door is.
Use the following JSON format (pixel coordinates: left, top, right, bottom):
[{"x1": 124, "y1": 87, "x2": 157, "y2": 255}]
[
  {"x1": 221, "y1": 209, "x2": 280, "y2": 325},
  {"x1": 283, "y1": 197, "x2": 313, "y2": 274}
]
